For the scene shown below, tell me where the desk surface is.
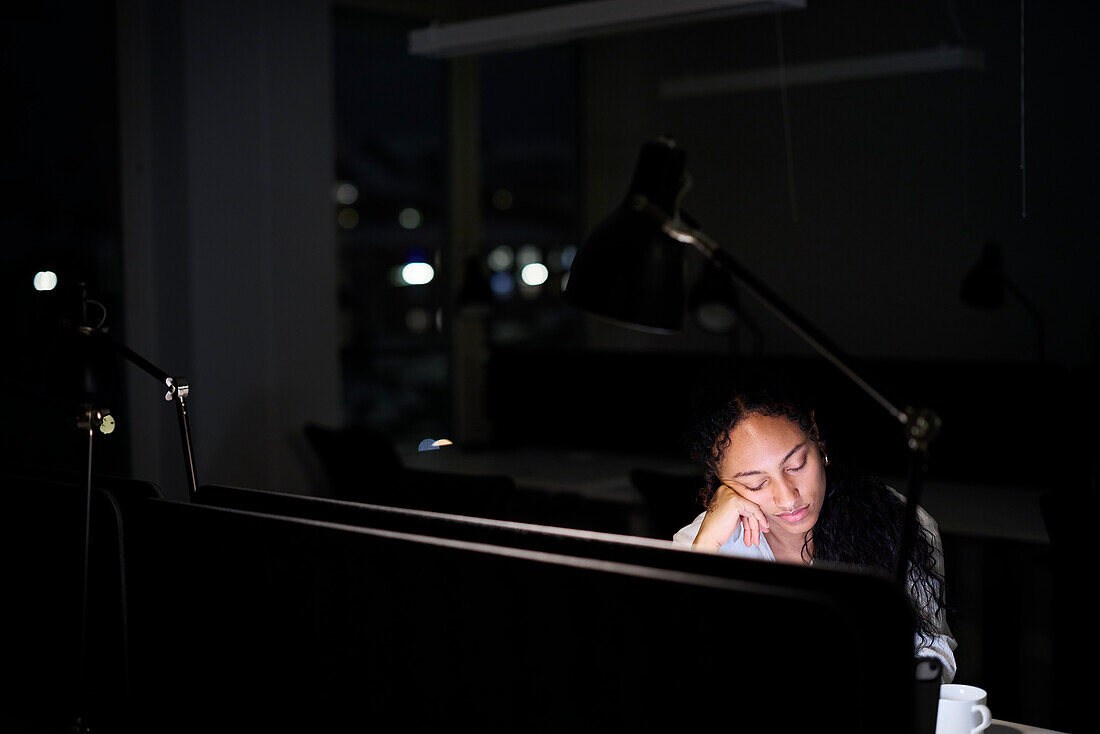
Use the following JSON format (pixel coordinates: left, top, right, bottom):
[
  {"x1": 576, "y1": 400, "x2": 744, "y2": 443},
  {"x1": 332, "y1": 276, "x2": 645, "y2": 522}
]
[
  {"x1": 402, "y1": 446, "x2": 1049, "y2": 544},
  {"x1": 402, "y1": 446, "x2": 691, "y2": 502},
  {"x1": 992, "y1": 720, "x2": 1069, "y2": 734}
]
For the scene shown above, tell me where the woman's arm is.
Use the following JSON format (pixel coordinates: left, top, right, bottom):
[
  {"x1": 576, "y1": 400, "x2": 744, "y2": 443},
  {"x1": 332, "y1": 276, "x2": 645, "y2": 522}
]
[
  {"x1": 912, "y1": 505, "x2": 957, "y2": 683},
  {"x1": 671, "y1": 485, "x2": 770, "y2": 552}
]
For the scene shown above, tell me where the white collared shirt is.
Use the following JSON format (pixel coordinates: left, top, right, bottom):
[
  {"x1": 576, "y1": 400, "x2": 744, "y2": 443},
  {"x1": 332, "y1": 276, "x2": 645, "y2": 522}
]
[{"x1": 671, "y1": 501, "x2": 958, "y2": 683}]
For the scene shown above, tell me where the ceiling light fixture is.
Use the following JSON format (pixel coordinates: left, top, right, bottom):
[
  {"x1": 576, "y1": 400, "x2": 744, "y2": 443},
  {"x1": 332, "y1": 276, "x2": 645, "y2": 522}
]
[
  {"x1": 660, "y1": 46, "x2": 984, "y2": 97},
  {"x1": 409, "y1": 0, "x2": 805, "y2": 58}
]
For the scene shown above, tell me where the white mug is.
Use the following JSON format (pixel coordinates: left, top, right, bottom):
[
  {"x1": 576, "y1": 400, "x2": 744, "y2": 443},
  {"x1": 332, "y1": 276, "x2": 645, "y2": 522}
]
[{"x1": 936, "y1": 684, "x2": 992, "y2": 734}]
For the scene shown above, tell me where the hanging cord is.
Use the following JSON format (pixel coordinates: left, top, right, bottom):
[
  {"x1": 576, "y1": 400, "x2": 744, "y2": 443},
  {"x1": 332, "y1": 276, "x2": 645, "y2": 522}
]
[
  {"x1": 946, "y1": 0, "x2": 966, "y2": 42},
  {"x1": 774, "y1": 9, "x2": 798, "y2": 223},
  {"x1": 76, "y1": 417, "x2": 94, "y2": 733},
  {"x1": 1019, "y1": 0, "x2": 1027, "y2": 218}
]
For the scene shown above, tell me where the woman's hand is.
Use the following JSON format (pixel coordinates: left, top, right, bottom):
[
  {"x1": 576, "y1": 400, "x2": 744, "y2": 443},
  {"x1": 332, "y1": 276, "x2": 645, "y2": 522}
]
[{"x1": 693, "y1": 484, "x2": 769, "y2": 552}]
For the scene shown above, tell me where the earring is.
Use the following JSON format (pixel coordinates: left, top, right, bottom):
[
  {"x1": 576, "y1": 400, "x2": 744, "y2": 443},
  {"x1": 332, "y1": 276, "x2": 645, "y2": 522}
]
[{"x1": 823, "y1": 453, "x2": 830, "y2": 466}]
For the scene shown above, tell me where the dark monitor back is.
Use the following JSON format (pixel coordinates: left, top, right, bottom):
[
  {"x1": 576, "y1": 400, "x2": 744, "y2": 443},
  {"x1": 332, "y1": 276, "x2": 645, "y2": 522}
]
[
  {"x1": 1, "y1": 470, "x2": 162, "y2": 732},
  {"x1": 196, "y1": 482, "x2": 914, "y2": 609},
  {"x1": 197, "y1": 481, "x2": 686, "y2": 565},
  {"x1": 127, "y1": 498, "x2": 915, "y2": 733}
]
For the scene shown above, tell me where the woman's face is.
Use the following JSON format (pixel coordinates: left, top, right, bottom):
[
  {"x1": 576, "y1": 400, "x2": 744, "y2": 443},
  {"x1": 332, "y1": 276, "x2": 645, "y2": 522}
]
[{"x1": 716, "y1": 412, "x2": 827, "y2": 539}]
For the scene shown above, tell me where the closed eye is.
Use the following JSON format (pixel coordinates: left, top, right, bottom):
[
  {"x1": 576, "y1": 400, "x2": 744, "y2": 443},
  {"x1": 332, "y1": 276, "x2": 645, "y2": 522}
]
[{"x1": 787, "y1": 460, "x2": 806, "y2": 473}]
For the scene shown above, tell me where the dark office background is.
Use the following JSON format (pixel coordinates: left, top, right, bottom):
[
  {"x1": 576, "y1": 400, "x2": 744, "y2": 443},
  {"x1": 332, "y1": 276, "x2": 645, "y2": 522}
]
[{"x1": 2, "y1": 0, "x2": 1097, "y2": 730}]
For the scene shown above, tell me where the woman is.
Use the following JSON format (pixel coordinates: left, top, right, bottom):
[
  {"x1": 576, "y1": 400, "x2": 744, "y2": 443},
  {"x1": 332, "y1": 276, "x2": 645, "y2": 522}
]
[{"x1": 672, "y1": 391, "x2": 958, "y2": 682}]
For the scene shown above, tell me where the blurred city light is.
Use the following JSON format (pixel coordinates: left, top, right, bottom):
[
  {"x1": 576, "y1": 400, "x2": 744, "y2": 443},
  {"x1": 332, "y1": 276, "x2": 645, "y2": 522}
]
[
  {"x1": 401, "y1": 261, "x2": 434, "y2": 285},
  {"x1": 490, "y1": 271, "x2": 515, "y2": 298},
  {"x1": 333, "y1": 181, "x2": 359, "y2": 205},
  {"x1": 33, "y1": 271, "x2": 58, "y2": 291},
  {"x1": 520, "y1": 262, "x2": 549, "y2": 286},
  {"x1": 398, "y1": 207, "x2": 423, "y2": 230},
  {"x1": 516, "y1": 244, "x2": 541, "y2": 267},
  {"x1": 406, "y1": 307, "x2": 431, "y2": 333},
  {"x1": 487, "y1": 245, "x2": 514, "y2": 272},
  {"x1": 337, "y1": 207, "x2": 359, "y2": 229}
]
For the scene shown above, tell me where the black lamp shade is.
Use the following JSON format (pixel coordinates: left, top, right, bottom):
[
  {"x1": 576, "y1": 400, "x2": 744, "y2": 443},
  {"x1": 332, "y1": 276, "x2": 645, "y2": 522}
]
[
  {"x1": 562, "y1": 139, "x2": 689, "y2": 332},
  {"x1": 563, "y1": 203, "x2": 685, "y2": 332},
  {"x1": 688, "y1": 264, "x2": 742, "y2": 334},
  {"x1": 960, "y1": 241, "x2": 1005, "y2": 309}
]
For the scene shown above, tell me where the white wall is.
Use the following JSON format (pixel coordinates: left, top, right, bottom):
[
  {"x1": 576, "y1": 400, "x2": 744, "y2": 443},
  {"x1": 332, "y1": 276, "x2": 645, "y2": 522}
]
[{"x1": 116, "y1": 0, "x2": 340, "y2": 499}]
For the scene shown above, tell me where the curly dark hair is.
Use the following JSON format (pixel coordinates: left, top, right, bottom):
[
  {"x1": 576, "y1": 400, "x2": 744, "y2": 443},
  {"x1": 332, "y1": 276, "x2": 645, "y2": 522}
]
[{"x1": 688, "y1": 390, "x2": 953, "y2": 646}]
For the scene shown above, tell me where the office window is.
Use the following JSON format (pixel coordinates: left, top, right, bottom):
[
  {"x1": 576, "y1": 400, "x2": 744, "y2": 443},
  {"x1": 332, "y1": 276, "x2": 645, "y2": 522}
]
[
  {"x1": 333, "y1": 17, "x2": 583, "y2": 446},
  {"x1": 478, "y1": 45, "x2": 584, "y2": 348},
  {"x1": 332, "y1": 11, "x2": 448, "y2": 441}
]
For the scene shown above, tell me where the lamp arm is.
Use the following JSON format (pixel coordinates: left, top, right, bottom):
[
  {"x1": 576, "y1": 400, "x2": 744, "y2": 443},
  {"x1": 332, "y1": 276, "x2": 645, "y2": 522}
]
[
  {"x1": 633, "y1": 197, "x2": 941, "y2": 583},
  {"x1": 652, "y1": 209, "x2": 906, "y2": 424},
  {"x1": 82, "y1": 328, "x2": 198, "y2": 500}
]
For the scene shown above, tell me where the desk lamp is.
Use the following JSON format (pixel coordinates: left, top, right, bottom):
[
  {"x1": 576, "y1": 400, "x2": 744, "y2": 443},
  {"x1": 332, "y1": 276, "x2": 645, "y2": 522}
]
[
  {"x1": 960, "y1": 240, "x2": 1045, "y2": 362},
  {"x1": 563, "y1": 137, "x2": 939, "y2": 583},
  {"x1": 57, "y1": 281, "x2": 198, "y2": 733},
  {"x1": 66, "y1": 281, "x2": 198, "y2": 499},
  {"x1": 686, "y1": 262, "x2": 764, "y2": 352}
]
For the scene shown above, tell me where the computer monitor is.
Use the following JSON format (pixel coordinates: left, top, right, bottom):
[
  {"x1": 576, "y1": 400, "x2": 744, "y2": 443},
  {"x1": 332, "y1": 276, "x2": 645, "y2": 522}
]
[
  {"x1": 128, "y1": 497, "x2": 916, "y2": 733},
  {"x1": 197, "y1": 483, "x2": 919, "y2": 619},
  {"x1": 1, "y1": 470, "x2": 161, "y2": 732}
]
